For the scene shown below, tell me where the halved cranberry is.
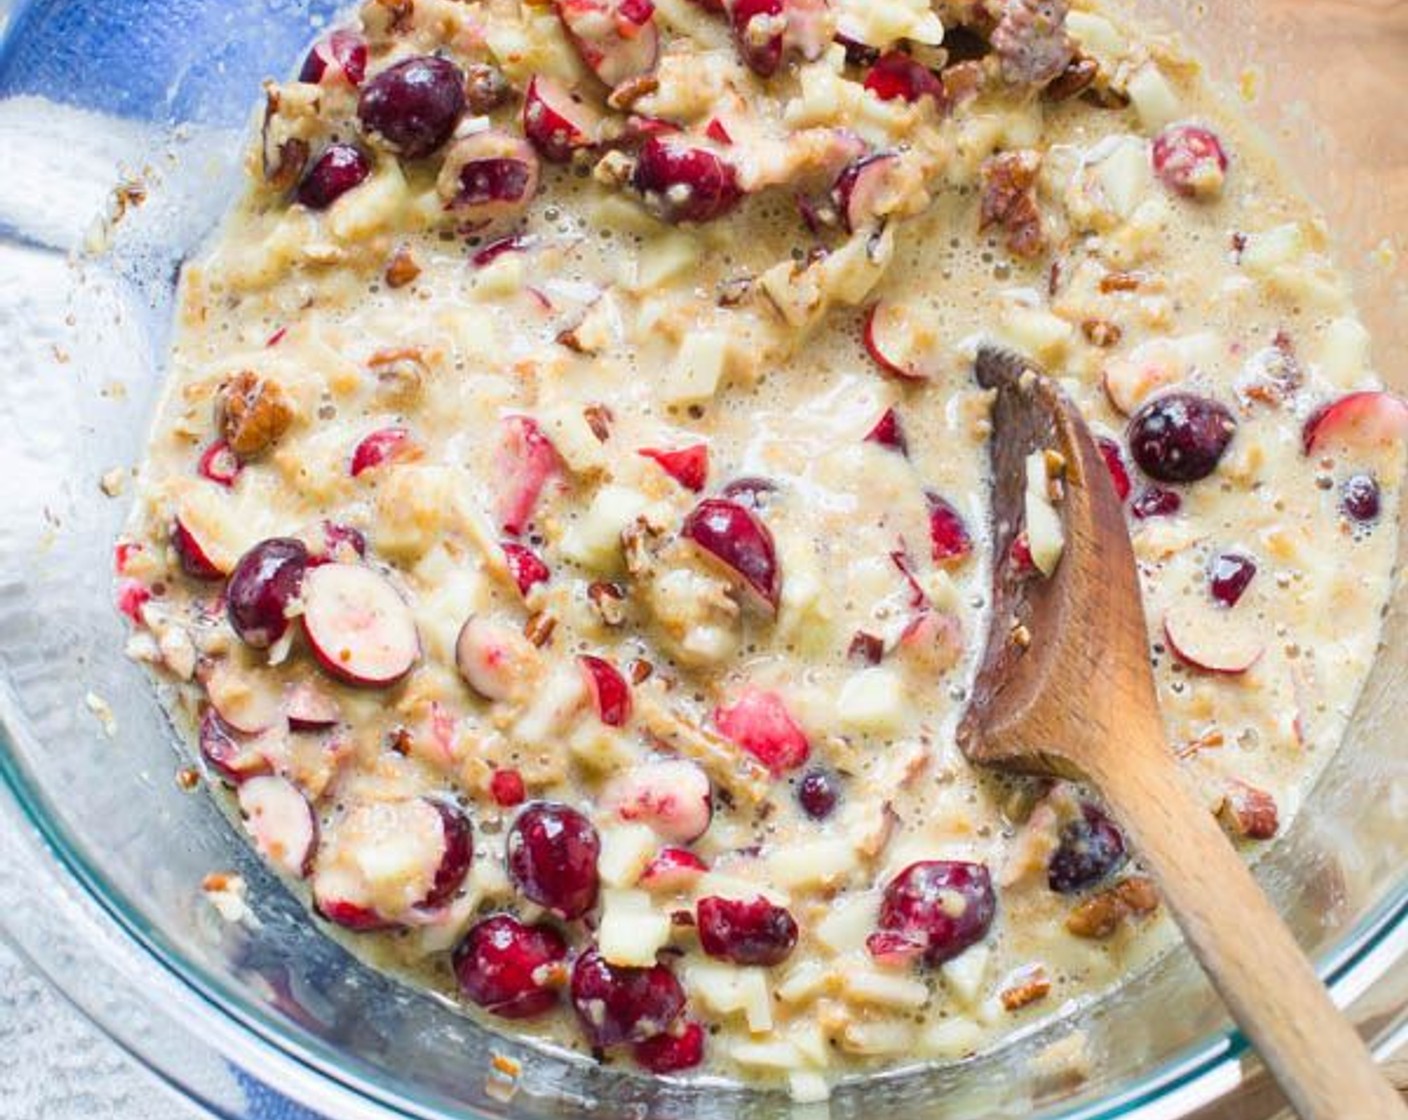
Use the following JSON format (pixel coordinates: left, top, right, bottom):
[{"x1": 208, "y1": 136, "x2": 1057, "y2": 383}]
[
  {"x1": 199, "y1": 707, "x2": 272, "y2": 784},
  {"x1": 1151, "y1": 124, "x2": 1228, "y2": 199},
  {"x1": 871, "y1": 860, "x2": 995, "y2": 965},
  {"x1": 697, "y1": 895, "x2": 797, "y2": 966},
  {"x1": 864, "y1": 407, "x2": 908, "y2": 455},
  {"x1": 1096, "y1": 436, "x2": 1131, "y2": 502},
  {"x1": 681, "y1": 498, "x2": 780, "y2": 611},
  {"x1": 866, "y1": 929, "x2": 927, "y2": 968},
  {"x1": 506, "y1": 802, "x2": 600, "y2": 919},
  {"x1": 555, "y1": 0, "x2": 661, "y2": 88},
  {"x1": 226, "y1": 537, "x2": 309, "y2": 648},
  {"x1": 926, "y1": 492, "x2": 973, "y2": 566},
  {"x1": 640, "y1": 846, "x2": 709, "y2": 890},
  {"x1": 296, "y1": 144, "x2": 372, "y2": 210},
  {"x1": 489, "y1": 769, "x2": 527, "y2": 808},
  {"x1": 832, "y1": 152, "x2": 901, "y2": 232},
  {"x1": 1208, "y1": 551, "x2": 1256, "y2": 608},
  {"x1": 797, "y1": 768, "x2": 840, "y2": 820},
  {"x1": 494, "y1": 416, "x2": 561, "y2": 537},
  {"x1": 570, "y1": 948, "x2": 686, "y2": 1047},
  {"x1": 714, "y1": 687, "x2": 809, "y2": 775},
  {"x1": 633, "y1": 1020, "x2": 705, "y2": 1073},
  {"x1": 731, "y1": 0, "x2": 785, "y2": 76},
  {"x1": 306, "y1": 521, "x2": 367, "y2": 566},
  {"x1": 423, "y1": 802, "x2": 475, "y2": 909},
  {"x1": 501, "y1": 542, "x2": 551, "y2": 597},
  {"x1": 1130, "y1": 485, "x2": 1182, "y2": 520},
  {"x1": 1127, "y1": 393, "x2": 1236, "y2": 484},
  {"x1": 472, "y1": 234, "x2": 535, "y2": 269},
  {"x1": 522, "y1": 75, "x2": 602, "y2": 163},
  {"x1": 632, "y1": 137, "x2": 743, "y2": 223},
  {"x1": 299, "y1": 29, "x2": 368, "y2": 87},
  {"x1": 350, "y1": 427, "x2": 415, "y2": 476},
  {"x1": 171, "y1": 517, "x2": 227, "y2": 581},
  {"x1": 439, "y1": 131, "x2": 541, "y2": 222},
  {"x1": 639, "y1": 444, "x2": 709, "y2": 492},
  {"x1": 453, "y1": 914, "x2": 568, "y2": 1019},
  {"x1": 1047, "y1": 804, "x2": 1127, "y2": 894},
  {"x1": 358, "y1": 55, "x2": 466, "y2": 159},
  {"x1": 198, "y1": 440, "x2": 243, "y2": 488},
  {"x1": 1341, "y1": 474, "x2": 1381, "y2": 523},
  {"x1": 579, "y1": 655, "x2": 633, "y2": 726},
  {"x1": 863, "y1": 50, "x2": 944, "y2": 104}
]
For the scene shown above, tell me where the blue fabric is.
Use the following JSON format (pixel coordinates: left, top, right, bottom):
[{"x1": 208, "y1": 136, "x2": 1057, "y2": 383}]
[{"x1": 233, "y1": 1066, "x2": 333, "y2": 1120}]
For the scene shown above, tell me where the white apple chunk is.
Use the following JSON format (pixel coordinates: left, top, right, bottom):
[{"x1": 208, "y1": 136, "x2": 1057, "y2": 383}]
[
  {"x1": 598, "y1": 888, "x2": 673, "y2": 967},
  {"x1": 1023, "y1": 451, "x2": 1064, "y2": 576},
  {"x1": 601, "y1": 759, "x2": 713, "y2": 843},
  {"x1": 455, "y1": 616, "x2": 541, "y2": 702}
]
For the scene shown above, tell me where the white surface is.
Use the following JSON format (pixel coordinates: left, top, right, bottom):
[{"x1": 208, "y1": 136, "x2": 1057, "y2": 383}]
[{"x1": 0, "y1": 938, "x2": 199, "y2": 1119}]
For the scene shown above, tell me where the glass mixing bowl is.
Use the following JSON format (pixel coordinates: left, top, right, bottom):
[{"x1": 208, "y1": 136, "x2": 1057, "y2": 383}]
[{"x1": 0, "y1": 0, "x2": 1403, "y2": 1116}]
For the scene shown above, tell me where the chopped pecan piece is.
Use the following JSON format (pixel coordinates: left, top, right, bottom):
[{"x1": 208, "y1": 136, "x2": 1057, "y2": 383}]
[
  {"x1": 384, "y1": 244, "x2": 422, "y2": 289},
  {"x1": 465, "y1": 63, "x2": 511, "y2": 114},
  {"x1": 1000, "y1": 965, "x2": 1052, "y2": 1011},
  {"x1": 1081, "y1": 318, "x2": 1122, "y2": 348},
  {"x1": 607, "y1": 73, "x2": 660, "y2": 112},
  {"x1": 216, "y1": 371, "x2": 293, "y2": 457},
  {"x1": 587, "y1": 581, "x2": 628, "y2": 626},
  {"x1": 979, "y1": 150, "x2": 1046, "y2": 259},
  {"x1": 1044, "y1": 55, "x2": 1097, "y2": 102},
  {"x1": 1098, "y1": 270, "x2": 1143, "y2": 293},
  {"x1": 369, "y1": 346, "x2": 430, "y2": 405},
  {"x1": 523, "y1": 611, "x2": 557, "y2": 648},
  {"x1": 942, "y1": 60, "x2": 986, "y2": 107},
  {"x1": 583, "y1": 403, "x2": 614, "y2": 442},
  {"x1": 1065, "y1": 875, "x2": 1159, "y2": 939},
  {"x1": 1217, "y1": 780, "x2": 1279, "y2": 840}
]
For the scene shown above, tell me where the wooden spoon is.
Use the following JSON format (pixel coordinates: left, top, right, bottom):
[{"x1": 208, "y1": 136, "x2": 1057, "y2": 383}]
[{"x1": 959, "y1": 347, "x2": 1406, "y2": 1120}]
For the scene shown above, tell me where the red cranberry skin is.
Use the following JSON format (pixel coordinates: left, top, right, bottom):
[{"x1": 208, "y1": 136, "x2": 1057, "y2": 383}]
[
  {"x1": 423, "y1": 802, "x2": 475, "y2": 909},
  {"x1": 926, "y1": 492, "x2": 973, "y2": 566},
  {"x1": 1341, "y1": 474, "x2": 1381, "y2": 523},
  {"x1": 490, "y1": 769, "x2": 527, "y2": 807},
  {"x1": 1097, "y1": 436, "x2": 1132, "y2": 502},
  {"x1": 863, "y1": 50, "x2": 945, "y2": 103},
  {"x1": 632, "y1": 137, "x2": 743, "y2": 223},
  {"x1": 1127, "y1": 393, "x2": 1237, "y2": 484},
  {"x1": 450, "y1": 158, "x2": 536, "y2": 210},
  {"x1": 633, "y1": 1021, "x2": 706, "y2": 1073},
  {"x1": 453, "y1": 914, "x2": 568, "y2": 1019},
  {"x1": 681, "y1": 498, "x2": 781, "y2": 611},
  {"x1": 720, "y1": 476, "x2": 777, "y2": 510},
  {"x1": 696, "y1": 896, "x2": 798, "y2": 966},
  {"x1": 197, "y1": 440, "x2": 243, "y2": 488},
  {"x1": 199, "y1": 707, "x2": 272, "y2": 784},
  {"x1": 570, "y1": 949, "x2": 687, "y2": 1047},
  {"x1": 797, "y1": 769, "x2": 840, "y2": 819},
  {"x1": 1130, "y1": 485, "x2": 1182, "y2": 520},
  {"x1": 864, "y1": 407, "x2": 908, "y2": 455},
  {"x1": 1151, "y1": 124, "x2": 1228, "y2": 198},
  {"x1": 296, "y1": 144, "x2": 372, "y2": 210},
  {"x1": 506, "y1": 802, "x2": 601, "y2": 919},
  {"x1": 307, "y1": 521, "x2": 368, "y2": 566},
  {"x1": 226, "y1": 538, "x2": 309, "y2": 648},
  {"x1": 873, "y1": 861, "x2": 996, "y2": 965},
  {"x1": 358, "y1": 56, "x2": 467, "y2": 159},
  {"x1": 731, "y1": 0, "x2": 784, "y2": 76},
  {"x1": 1047, "y1": 804, "x2": 1127, "y2": 894},
  {"x1": 299, "y1": 30, "x2": 369, "y2": 86},
  {"x1": 501, "y1": 542, "x2": 550, "y2": 597},
  {"x1": 1208, "y1": 551, "x2": 1257, "y2": 608}
]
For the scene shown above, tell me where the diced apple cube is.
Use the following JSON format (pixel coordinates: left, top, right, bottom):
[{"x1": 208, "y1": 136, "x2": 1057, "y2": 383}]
[
  {"x1": 998, "y1": 300, "x2": 1074, "y2": 364},
  {"x1": 837, "y1": 667, "x2": 908, "y2": 735},
  {"x1": 788, "y1": 1020, "x2": 832, "y2": 1068},
  {"x1": 374, "y1": 466, "x2": 455, "y2": 562},
  {"x1": 1024, "y1": 452, "x2": 1064, "y2": 576},
  {"x1": 511, "y1": 663, "x2": 588, "y2": 746},
  {"x1": 597, "y1": 824, "x2": 661, "y2": 888},
  {"x1": 768, "y1": 839, "x2": 860, "y2": 890},
  {"x1": 536, "y1": 405, "x2": 608, "y2": 475},
  {"x1": 1065, "y1": 11, "x2": 1126, "y2": 59},
  {"x1": 327, "y1": 163, "x2": 409, "y2": 242},
  {"x1": 662, "y1": 331, "x2": 731, "y2": 406},
  {"x1": 940, "y1": 945, "x2": 991, "y2": 1006},
  {"x1": 729, "y1": 1038, "x2": 802, "y2": 1070},
  {"x1": 841, "y1": 1020, "x2": 916, "y2": 1055},
  {"x1": 1317, "y1": 316, "x2": 1372, "y2": 387},
  {"x1": 687, "y1": 961, "x2": 774, "y2": 1032},
  {"x1": 632, "y1": 232, "x2": 702, "y2": 292},
  {"x1": 694, "y1": 872, "x2": 790, "y2": 906},
  {"x1": 788, "y1": 1071, "x2": 832, "y2": 1104},
  {"x1": 1126, "y1": 64, "x2": 1180, "y2": 129},
  {"x1": 921, "y1": 1018, "x2": 986, "y2": 1059},
  {"x1": 598, "y1": 888, "x2": 672, "y2": 967},
  {"x1": 840, "y1": 968, "x2": 930, "y2": 1009},
  {"x1": 1241, "y1": 223, "x2": 1307, "y2": 275},
  {"x1": 1093, "y1": 135, "x2": 1153, "y2": 220},
  {"x1": 777, "y1": 960, "x2": 831, "y2": 1004},
  {"x1": 569, "y1": 722, "x2": 640, "y2": 773},
  {"x1": 814, "y1": 891, "x2": 881, "y2": 955},
  {"x1": 559, "y1": 485, "x2": 652, "y2": 571}
]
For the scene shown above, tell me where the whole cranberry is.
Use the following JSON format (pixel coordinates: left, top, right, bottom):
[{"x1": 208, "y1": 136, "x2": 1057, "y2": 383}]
[
  {"x1": 453, "y1": 914, "x2": 567, "y2": 1019},
  {"x1": 696, "y1": 896, "x2": 798, "y2": 966},
  {"x1": 1047, "y1": 804, "x2": 1127, "y2": 894},
  {"x1": 296, "y1": 144, "x2": 372, "y2": 210},
  {"x1": 633, "y1": 1021, "x2": 706, "y2": 1074},
  {"x1": 423, "y1": 802, "x2": 475, "y2": 909},
  {"x1": 358, "y1": 55, "x2": 466, "y2": 159},
  {"x1": 1130, "y1": 486, "x2": 1182, "y2": 520},
  {"x1": 506, "y1": 802, "x2": 600, "y2": 919},
  {"x1": 797, "y1": 769, "x2": 840, "y2": 820},
  {"x1": 299, "y1": 29, "x2": 368, "y2": 86},
  {"x1": 1127, "y1": 393, "x2": 1236, "y2": 483},
  {"x1": 632, "y1": 137, "x2": 743, "y2": 223},
  {"x1": 569, "y1": 949, "x2": 686, "y2": 1047},
  {"x1": 1208, "y1": 551, "x2": 1257, "y2": 608},
  {"x1": 226, "y1": 538, "x2": 308, "y2": 648},
  {"x1": 1341, "y1": 474, "x2": 1381, "y2": 523},
  {"x1": 871, "y1": 860, "x2": 995, "y2": 965}
]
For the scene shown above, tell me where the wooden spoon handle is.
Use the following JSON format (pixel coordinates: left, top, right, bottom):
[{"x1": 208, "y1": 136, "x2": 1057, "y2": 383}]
[{"x1": 1088, "y1": 740, "x2": 1406, "y2": 1120}]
